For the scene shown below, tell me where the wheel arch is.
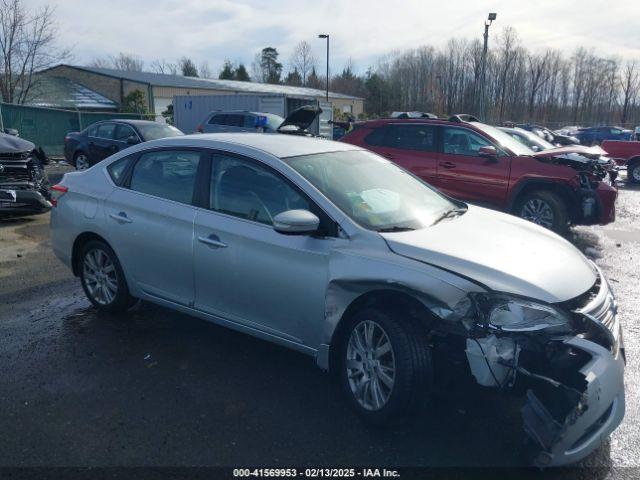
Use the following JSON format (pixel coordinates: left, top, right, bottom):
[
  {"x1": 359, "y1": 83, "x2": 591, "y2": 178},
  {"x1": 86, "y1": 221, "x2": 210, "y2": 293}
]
[
  {"x1": 71, "y1": 231, "x2": 111, "y2": 276},
  {"x1": 508, "y1": 179, "x2": 579, "y2": 221},
  {"x1": 326, "y1": 288, "x2": 442, "y2": 374}
]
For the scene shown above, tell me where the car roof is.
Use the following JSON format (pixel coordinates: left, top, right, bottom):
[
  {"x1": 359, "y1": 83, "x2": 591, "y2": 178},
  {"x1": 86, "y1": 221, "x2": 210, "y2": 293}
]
[
  {"x1": 354, "y1": 118, "x2": 467, "y2": 128},
  {"x1": 136, "y1": 133, "x2": 363, "y2": 158}
]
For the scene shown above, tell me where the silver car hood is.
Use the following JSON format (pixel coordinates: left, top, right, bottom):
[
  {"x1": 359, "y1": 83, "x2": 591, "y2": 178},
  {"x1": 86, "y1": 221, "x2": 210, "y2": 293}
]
[{"x1": 380, "y1": 206, "x2": 597, "y2": 303}]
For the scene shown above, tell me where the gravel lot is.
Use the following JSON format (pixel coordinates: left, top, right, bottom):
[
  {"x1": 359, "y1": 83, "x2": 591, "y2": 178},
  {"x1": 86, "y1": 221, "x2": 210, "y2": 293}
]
[{"x1": 0, "y1": 165, "x2": 638, "y2": 474}]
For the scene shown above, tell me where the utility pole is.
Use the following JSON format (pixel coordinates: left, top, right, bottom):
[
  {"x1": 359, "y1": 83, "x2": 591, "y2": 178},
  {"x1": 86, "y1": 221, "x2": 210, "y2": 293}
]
[
  {"x1": 318, "y1": 34, "x2": 330, "y2": 101},
  {"x1": 480, "y1": 13, "x2": 497, "y2": 121}
]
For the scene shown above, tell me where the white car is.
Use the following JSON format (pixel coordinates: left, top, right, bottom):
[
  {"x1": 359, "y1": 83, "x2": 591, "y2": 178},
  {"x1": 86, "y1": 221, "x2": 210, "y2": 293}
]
[{"x1": 50, "y1": 133, "x2": 625, "y2": 467}]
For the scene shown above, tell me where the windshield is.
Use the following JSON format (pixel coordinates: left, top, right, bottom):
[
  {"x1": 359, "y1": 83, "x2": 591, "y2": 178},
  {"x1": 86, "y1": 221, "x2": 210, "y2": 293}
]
[
  {"x1": 501, "y1": 128, "x2": 555, "y2": 151},
  {"x1": 284, "y1": 150, "x2": 457, "y2": 231},
  {"x1": 137, "y1": 123, "x2": 184, "y2": 141},
  {"x1": 472, "y1": 122, "x2": 534, "y2": 156}
]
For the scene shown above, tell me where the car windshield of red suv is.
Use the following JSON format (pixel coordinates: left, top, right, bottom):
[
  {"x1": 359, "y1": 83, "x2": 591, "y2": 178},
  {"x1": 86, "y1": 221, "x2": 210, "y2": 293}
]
[
  {"x1": 285, "y1": 149, "x2": 458, "y2": 231},
  {"x1": 473, "y1": 122, "x2": 535, "y2": 156}
]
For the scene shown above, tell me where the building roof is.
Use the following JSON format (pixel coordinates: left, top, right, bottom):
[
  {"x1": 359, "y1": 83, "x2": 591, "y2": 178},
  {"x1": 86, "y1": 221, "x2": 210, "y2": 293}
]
[
  {"x1": 23, "y1": 75, "x2": 118, "y2": 110},
  {"x1": 46, "y1": 64, "x2": 363, "y2": 101}
]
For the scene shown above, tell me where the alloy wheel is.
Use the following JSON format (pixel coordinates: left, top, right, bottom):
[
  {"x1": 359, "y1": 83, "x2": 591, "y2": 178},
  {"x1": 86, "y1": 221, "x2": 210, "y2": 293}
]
[
  {"x1": 632, "y1": 166, "x2": 640, "y2": 182},
  {"x1": 83, "y1": 248, "x2": 118, "y2": 305},
  {"x1": 75, "y1": 154, "x2": 89, "y2": 170},
  {"x1": 346, "y1": 320, "x2": 396, "y2": 411},
  {"x1": 521, "y1": 198, "x2": 554, "y2": 228}
]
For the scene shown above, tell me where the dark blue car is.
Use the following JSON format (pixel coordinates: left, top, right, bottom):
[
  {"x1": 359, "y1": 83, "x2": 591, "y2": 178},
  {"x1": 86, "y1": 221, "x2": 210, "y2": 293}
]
[{"x1": 574, "y1": 126, "x2": 633, "y2": 146}]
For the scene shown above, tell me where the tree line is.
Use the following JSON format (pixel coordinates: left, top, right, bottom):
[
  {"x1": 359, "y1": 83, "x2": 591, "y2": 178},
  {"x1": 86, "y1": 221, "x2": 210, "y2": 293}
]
[{"x1": 1, "y1": 0, "x2": 638, "y2": 127}]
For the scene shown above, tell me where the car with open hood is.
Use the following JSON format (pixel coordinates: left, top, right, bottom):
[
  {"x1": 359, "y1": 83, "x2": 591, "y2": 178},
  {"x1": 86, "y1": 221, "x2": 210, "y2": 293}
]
[
  {"x1": 0, "y1": 133, "x2": 51, "y2": 218},
  {"x1": 196, "y1": 105, "x2": 321, "y2": 136},
  {"x1": 50, "y1": 133, "x2": 625, "y2": 467},
  {"x1": 341, "y1": 115, "x2": 618, "y2": 233}
]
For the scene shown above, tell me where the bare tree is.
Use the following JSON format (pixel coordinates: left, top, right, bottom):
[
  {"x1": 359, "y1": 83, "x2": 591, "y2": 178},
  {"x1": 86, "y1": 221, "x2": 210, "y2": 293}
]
[
  {"x1": 150, "y1": 58, "x2": 178, "y2": 75},
  {"x1": 91, "y1": 52, "x2": 143, "y2": 72},
  {"x1": 0, "y1": 0, "x2": 71, "y2": 104},
  {"x1": 526, "y1": 51, "x2": 551, "y2": 119},
  {"x1": 199, "y1": 60, "x2": 211, "y2": 79},
  {"x1": 620, "y1": 61, "x2": 639, "y2": 124},
  {"x1": 290, "y1": 41, "x2": 316, "y2": 86}
]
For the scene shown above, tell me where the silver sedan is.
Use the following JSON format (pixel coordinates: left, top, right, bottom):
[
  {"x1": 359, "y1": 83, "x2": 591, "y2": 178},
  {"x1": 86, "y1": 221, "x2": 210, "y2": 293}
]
[{"x1": 50, "y1": 133, "x2": 625, "y2": 467}]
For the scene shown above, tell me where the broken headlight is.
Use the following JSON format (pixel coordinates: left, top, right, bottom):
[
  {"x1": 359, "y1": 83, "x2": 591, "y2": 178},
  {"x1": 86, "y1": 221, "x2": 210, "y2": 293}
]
[{"x1": 475, "y1": 295, "x2": 571, "y2": 332}]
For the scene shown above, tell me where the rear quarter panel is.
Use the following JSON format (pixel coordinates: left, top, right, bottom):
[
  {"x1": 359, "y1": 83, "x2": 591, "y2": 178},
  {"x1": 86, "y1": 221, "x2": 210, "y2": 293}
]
[{"x1": 50, "y1": 167, "x2": 115, "y2": 272}]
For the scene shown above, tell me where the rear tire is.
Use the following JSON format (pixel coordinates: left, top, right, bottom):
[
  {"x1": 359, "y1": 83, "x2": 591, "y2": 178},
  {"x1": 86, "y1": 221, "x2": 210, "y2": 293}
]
[
  {"x1": 79, "y1": 240, "x2": 134, "y2": 313},
  {"x1": 516, "y1": 190, "x2": 568, "y2": 233},
  {"x1": 338, "y1": 307, "x2": 433, "y2": 426},
  {"x1": 628, "y1": 162, "x2": 640, "y2": 185}
]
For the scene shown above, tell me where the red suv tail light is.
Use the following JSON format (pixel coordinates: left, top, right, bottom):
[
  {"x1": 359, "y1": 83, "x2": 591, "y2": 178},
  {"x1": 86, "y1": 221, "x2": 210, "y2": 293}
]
[
  {"x1": 50, "y1": 184, "x2": 68, "y2": 207},
  {"x1": 196, "y1": 124, "x2": 204, "y2": 133}
]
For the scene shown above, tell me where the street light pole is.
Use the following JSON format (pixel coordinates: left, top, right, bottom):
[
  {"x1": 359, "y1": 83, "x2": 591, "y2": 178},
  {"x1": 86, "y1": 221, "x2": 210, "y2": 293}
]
[
  {"x1": 480, "y1": 13, "x2": 497, "y2": 121},
  {"x1": 318, "y1": 34, "x2": 329, "y2": 101}
]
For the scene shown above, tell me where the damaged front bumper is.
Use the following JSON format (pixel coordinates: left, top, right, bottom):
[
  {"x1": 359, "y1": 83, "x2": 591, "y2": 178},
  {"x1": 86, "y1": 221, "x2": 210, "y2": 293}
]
[
  {"x1": 523, "y1": 334, "x2": 625, "y2": 467},
  {"x1": 0, "y1": 185, "x2": 51, "y2": 216},
  {"x1": 464, "y1": 268, "x2": 625, "y2": 467}
]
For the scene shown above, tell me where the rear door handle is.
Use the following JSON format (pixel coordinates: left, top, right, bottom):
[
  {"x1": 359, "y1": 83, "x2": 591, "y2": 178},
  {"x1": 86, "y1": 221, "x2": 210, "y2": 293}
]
[
  {"x1": 439, "y1": 161, "x2": 457, "y2": 169},
  {"x1": 198, "y1": 234, "x2": 227, "y2": 249},
  {"x1": 109, "y1": 212, "x2": 132, "y2": 223}
]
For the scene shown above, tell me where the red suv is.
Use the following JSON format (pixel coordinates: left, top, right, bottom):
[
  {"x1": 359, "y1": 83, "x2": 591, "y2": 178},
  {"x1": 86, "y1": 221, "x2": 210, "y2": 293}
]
[{"x1": 341, "y1": 115, "x2": 617, "y2": 232}]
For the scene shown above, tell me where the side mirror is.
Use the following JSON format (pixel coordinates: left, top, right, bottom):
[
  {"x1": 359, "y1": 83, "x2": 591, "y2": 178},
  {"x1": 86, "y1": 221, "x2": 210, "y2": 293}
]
[
  {"x1": 126, "y1": 135, "x2": 140, "y2": 145},
  {"x1": 478, "y1": 145, "x2": 498, "y2": 159},
  {"x1": 273, "y1": 209, "x2": 320, "y2": 235},
  {"x1": 531, "y1": 145, "x2": 540, "y2": 152}
]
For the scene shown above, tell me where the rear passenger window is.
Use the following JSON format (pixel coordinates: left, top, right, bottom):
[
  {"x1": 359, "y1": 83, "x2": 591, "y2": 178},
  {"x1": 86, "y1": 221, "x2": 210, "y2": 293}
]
[
  {"x1": 387, "y1": 125, "x2": 436, "y2": 151},
  {"x1": 208, "y1": 115, "x2": 225, "y2": 125},
  {"x1": 364, "y1": 127, "x2": 390, "y2": 147},
  {"x1": 107, "y1": 157, "x2": 131, "y2": 185},
  {"x1": 225, "y1": 115, "x2": 244, "y2": 127},
  {"x1": 96, "y1": 123, "x2": 115, "y2": 139},
  {"x1": 129, "y1": 150, "x2": 201, "y2": 204}
]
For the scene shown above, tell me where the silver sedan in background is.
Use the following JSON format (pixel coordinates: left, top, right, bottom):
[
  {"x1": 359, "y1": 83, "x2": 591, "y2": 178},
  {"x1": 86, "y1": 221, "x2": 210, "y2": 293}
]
[{"x1": 50, "y1": 134, "x2": 625, "y2": 467}]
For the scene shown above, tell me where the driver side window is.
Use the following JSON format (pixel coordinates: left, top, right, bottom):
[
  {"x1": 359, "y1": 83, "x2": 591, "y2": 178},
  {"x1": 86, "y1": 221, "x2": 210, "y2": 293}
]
[
  {"x1": 442, "y1": 127, "x2": 491, "y2": 156},
  {"x1": 209, "y1": 154, "x2": 310, "y2": 226}
]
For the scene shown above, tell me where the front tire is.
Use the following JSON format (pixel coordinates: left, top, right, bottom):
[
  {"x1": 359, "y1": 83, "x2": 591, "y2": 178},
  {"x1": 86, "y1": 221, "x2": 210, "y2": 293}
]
[
  {"x1": 80, "y1": 240, "x2": 133, "y2": 313},
  {"x1": 339, "y1": 307, "x2": 433, "y2": 425},
  {"x1": 517, "y1": 190, "x2": 568, "y2": 233}
]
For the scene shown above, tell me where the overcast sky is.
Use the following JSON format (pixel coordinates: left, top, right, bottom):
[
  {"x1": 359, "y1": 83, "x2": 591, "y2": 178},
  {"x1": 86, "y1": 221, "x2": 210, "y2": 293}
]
[{"x1": 27, "y1": 0, "x2": 640, "y2": 76}]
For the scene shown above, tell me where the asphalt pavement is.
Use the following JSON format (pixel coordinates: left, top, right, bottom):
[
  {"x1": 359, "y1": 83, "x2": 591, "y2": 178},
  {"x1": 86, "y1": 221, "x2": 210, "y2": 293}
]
[{"x1": 0, "y1": 166, "x2": 638, "y2": 475}]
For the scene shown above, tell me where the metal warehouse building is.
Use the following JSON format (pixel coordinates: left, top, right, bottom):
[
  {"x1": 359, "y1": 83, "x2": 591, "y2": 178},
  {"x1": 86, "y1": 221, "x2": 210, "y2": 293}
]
[{"x1": 38, "y1": 65, "x2": 364, "y2": 119}]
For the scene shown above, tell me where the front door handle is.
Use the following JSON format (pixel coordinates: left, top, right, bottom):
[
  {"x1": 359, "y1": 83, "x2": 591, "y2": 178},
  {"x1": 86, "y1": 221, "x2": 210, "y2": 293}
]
[
  {"x1": 439, "y1": 161, "x2": 457, "y2": 169},
  {"x1": 198, "y1": 234, "x2": 227, "y2": 249},
  {"x1": 109, "y1": 212, "x2": 132, "y2": 223},
  {"x1": 383, "y1": 153, "x2": 394, "y2": 159}
]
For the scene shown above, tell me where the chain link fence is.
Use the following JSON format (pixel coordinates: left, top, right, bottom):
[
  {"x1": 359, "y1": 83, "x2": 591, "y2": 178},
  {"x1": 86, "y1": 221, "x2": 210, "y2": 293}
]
[{"x1": 0, "y1": 103, "x2": 157, "y2": 157}]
